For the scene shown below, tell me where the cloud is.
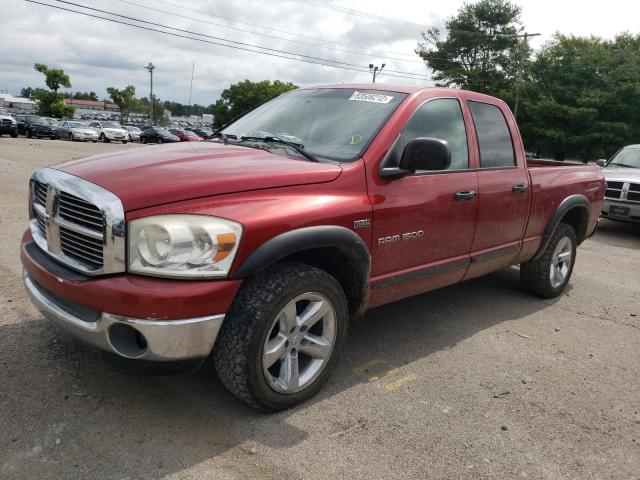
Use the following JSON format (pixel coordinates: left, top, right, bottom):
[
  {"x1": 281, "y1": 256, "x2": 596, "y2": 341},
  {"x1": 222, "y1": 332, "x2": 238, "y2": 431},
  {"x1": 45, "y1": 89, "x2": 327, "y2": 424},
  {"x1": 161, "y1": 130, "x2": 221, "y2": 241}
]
[{"x1": 1, "y1": 0, "x2": 637, "y2": 105}]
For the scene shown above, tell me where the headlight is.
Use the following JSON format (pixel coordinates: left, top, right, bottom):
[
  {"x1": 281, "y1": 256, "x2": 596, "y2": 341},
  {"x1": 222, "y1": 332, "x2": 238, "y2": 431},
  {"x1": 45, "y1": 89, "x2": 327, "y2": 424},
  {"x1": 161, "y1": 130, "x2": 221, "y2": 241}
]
[{"x1": 128, "y1": 215, "x2": 243, "y2": 278}]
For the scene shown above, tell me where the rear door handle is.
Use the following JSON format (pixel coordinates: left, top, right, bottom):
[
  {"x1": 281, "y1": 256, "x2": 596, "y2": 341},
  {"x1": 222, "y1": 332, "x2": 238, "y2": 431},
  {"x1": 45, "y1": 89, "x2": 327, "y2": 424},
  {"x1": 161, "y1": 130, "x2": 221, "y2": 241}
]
[
  {"x1": 512, "y1": 183, "x2": 529, "y2": 193},
  {"x1": 454, "y1": 190, "x2": 477, "y2": 201}
]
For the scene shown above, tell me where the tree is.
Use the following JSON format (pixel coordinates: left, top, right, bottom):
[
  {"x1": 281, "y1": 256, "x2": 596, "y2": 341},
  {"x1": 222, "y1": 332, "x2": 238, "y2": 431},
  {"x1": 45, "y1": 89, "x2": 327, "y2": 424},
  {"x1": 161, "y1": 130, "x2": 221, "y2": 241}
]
[
  {"x1": 211, "y1": 80, "x2": 298, "y2": 128},
  {"x1": 106, "y1": 85, "x2": 137, "y2": 121},
  {"x1": 20, "y1": 87, "x2": 35, "y2": 98},
  {"x1": 34, "y1": 63, "x2": 71, "y2": 92},
  {"x1": 416, "y1": 0, "x2": 523, "y2": 96},
  {"x1": 517, "y1": 34, "x2": 640, "y2": 160},
  {"x1": 33, "y1": 63, "x2": 74, "y2": 117}
]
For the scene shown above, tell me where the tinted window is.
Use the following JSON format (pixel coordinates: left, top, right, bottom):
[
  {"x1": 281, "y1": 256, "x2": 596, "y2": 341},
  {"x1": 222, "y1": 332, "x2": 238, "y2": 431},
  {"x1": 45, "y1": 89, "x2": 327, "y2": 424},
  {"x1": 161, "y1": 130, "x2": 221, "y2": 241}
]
[
  {"x1": 387, "y1": 98, "x2": 469, "y2": 171},
  {"x1": 468, "y1": 101, "x2": 515, "y2": 168}
]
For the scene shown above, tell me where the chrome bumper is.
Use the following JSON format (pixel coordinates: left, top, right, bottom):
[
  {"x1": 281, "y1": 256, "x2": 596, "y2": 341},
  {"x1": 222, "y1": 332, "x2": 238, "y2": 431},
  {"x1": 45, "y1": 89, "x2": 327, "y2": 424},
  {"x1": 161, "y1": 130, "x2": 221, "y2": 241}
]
[
  {"x1": 23, "y1": 272, "x2": 224, "y2": 362},
  {"x1": 602, "y1": 199, "x2": 640, "y2": 223}
]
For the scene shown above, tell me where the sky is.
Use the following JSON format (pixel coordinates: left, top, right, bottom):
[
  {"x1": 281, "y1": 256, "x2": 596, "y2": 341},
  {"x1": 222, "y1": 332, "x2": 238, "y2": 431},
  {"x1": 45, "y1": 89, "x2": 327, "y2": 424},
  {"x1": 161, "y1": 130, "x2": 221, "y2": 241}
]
[{"x1": 0, "y1": 0, "x2": 638, "y2": 106}]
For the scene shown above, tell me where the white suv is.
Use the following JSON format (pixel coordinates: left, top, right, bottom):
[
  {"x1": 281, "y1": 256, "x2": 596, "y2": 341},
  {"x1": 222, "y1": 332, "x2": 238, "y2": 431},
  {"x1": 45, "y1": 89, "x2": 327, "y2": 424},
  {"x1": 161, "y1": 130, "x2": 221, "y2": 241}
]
[{"x1": 88, "y1": 120, "x2": 129, "y2": 143}]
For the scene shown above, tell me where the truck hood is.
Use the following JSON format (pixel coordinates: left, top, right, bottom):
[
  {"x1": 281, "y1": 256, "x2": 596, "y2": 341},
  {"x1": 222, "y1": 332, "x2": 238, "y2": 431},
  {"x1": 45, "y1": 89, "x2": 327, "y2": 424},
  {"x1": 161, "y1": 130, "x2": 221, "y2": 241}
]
[
  {"x1": 604, "y1": 166, "x2": 640, "y2": 182},
  {"x1": 54, "y1": 141, "x2": 343, "y2": 211}
]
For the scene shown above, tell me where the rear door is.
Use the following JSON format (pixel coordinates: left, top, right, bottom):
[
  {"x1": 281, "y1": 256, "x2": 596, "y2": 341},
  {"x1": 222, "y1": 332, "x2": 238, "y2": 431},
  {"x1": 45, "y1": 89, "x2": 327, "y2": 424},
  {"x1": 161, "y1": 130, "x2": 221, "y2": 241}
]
[
  {"x1": 368, "y1": 97, "x2": 479, "y2": 306},
  {"x1": 464, "y1": 100, "x2": 530, "y2": 280}
]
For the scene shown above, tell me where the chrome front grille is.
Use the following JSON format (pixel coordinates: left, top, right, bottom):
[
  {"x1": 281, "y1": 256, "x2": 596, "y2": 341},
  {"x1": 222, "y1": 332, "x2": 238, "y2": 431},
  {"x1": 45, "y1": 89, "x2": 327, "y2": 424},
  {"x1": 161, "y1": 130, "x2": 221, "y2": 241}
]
[
  {"x1": 59, "y1": 191, "x2": 104, "y2": 232},
  {"x1": 605, "y1": 181, "x2": 623, "y2": 199},
  {"x1": 29, "y1": 168, "x2": 126, "y2": 276},
  {"x1": 605, "y1": 181, "x2": 640, "y2": 204}
]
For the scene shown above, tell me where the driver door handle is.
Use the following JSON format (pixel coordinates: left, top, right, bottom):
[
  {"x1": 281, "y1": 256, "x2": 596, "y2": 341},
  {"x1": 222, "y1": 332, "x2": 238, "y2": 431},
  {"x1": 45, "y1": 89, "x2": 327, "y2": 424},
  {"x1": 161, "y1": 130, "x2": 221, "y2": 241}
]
[
  {"x1": 512, "y1": 183, "x2": 529, "y2": 193},
  {"x1": 454, "y1": 190, "x2": 477, "y2": 201}
]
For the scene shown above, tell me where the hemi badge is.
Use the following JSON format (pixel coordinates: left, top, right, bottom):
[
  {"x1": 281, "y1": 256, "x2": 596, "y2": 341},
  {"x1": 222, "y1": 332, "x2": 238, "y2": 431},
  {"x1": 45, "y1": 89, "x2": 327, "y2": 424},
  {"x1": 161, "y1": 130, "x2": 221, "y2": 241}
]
[{"x1": 353, "y1": 219, "x2": 372, "y2": 229}]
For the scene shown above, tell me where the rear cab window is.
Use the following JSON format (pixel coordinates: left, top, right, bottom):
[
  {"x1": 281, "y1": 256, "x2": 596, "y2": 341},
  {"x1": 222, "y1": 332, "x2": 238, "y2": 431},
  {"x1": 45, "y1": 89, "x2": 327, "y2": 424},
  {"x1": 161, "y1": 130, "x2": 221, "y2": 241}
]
[{"x1": 468, "y1": 101, "x2": 515, "y2": 169}]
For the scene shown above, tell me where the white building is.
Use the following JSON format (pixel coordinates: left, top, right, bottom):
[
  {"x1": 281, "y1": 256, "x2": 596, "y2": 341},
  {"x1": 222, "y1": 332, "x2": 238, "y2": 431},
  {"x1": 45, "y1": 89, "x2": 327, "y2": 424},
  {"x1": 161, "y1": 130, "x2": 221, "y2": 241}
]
[{"x1": 0, "y1": 94, "x2": 37, "y2": 111}]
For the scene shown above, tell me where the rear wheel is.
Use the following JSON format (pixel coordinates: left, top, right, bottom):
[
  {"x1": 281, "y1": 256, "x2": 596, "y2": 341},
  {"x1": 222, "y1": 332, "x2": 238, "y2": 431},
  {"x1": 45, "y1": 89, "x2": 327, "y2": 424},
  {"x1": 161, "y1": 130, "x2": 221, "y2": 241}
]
[
  {"x1": 101, "y1": 133, "x2": 110, "y2": 143},
  {"x1": 158, "y1": 138, "x2": 163, "y2": 144},
  {"x1": 10, "y1": 130, "x2": 18, "y2": 138},
  {"x1": 520, "y1": 223, "x2": 577, "y2": 298},
  {"x1": 142, "y1": 136, "x2": 147, "y2": 144},
  {"x1": 214, "y1": 262, "x2": 348, "y2": 411},
  {"x1": 68, "y1": 133, "x2": 73, "y2": 141},
  {"x1": 26, "y1": 129, "x2": 32, "y2": 138}
]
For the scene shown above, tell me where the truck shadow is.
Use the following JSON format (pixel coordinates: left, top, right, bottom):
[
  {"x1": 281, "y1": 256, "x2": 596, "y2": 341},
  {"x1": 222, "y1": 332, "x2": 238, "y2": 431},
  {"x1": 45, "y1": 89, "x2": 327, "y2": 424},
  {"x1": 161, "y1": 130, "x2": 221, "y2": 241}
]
[
  {"x1": 589, "y1": 218, "x2": 640, "y2": 250},
  {"x1": 0, "y1": 267, "x2": 561, "y2": 479}
]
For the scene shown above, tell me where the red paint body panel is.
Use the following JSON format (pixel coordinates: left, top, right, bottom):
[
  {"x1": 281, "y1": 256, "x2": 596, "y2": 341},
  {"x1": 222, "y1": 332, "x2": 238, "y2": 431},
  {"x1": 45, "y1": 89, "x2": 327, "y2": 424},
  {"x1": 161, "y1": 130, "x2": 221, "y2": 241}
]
[
  {"x1": 55, "y1": 142, "x2": 342, "y2": 211},
  {"x1": 21, "y1": 230, "x2": 242, "y2": 320},
  {"x1": 22, "y1": 85, "x2": 605, "y2": 321}
]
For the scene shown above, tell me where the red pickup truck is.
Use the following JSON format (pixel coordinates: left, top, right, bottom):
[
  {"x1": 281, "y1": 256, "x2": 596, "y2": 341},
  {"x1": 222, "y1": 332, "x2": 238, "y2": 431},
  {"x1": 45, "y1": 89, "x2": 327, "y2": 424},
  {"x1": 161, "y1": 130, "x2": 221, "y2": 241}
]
[{"x1": 21, "y1": 85, "x2": 604, "y2": 410}]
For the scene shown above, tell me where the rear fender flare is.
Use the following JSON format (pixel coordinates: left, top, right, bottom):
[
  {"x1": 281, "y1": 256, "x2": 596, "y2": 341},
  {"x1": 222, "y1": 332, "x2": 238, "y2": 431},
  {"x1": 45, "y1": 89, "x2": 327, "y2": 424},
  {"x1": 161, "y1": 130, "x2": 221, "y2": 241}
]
[{"x1": 532, "y1": 194, "x2": 590, "y2": 261}]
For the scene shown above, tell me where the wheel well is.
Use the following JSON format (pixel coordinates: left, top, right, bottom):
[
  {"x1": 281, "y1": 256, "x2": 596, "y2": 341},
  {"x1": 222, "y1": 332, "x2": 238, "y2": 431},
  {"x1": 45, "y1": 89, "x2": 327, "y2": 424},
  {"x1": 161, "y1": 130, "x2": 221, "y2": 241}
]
[
  {"x1": 280, "y1": 247, "x2": 369, "y2": 317},
  {"x1": 560, "y1": 207, "x2": 589, "y2": 244}
]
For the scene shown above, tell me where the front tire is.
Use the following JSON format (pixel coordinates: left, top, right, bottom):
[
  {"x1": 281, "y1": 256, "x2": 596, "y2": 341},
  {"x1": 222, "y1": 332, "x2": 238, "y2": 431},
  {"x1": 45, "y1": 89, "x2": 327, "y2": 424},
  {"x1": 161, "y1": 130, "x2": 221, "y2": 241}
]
[
  {"x1": 520, "y1": 223, "x2": 577, "y2": 298},
  {"x1": 214, "y1": 262, "x2": 349, "y2": 411},
  {"x1": 68, "y1": 133, "x2": 74, "y2": 141},
  {"x1": 101, "y1": 133, "x2": 110, "y2": 143}
]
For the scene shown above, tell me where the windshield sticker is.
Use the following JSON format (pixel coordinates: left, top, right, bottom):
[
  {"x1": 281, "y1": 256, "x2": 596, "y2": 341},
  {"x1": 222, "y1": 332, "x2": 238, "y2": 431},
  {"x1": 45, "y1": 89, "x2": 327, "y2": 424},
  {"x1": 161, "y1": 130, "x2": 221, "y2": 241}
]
[{"x1": 348, "y1": 91, "x2": 394, "y2": 104}]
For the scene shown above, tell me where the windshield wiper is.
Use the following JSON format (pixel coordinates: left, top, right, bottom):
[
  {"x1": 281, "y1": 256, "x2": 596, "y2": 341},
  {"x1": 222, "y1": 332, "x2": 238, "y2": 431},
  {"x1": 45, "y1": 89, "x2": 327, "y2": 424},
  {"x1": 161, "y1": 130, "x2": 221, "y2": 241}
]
[
  {"x1": 609, "y1": 163, "x2": 638, "y2": 169},
  {"x1": 239, "y1": 136, "x2": 319, "y2": 162}
]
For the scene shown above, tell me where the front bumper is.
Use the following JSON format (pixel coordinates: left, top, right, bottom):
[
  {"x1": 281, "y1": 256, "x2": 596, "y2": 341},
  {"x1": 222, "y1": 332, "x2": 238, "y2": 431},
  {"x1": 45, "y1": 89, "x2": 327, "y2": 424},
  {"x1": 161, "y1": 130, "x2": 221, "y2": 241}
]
[
  {"x1": 105, "y1": 132, "x2": 127, "y2": 140},
  {"x1": 74, "y1": 132, "x2": 99, "y2": 140},
  {"x1": 601, "y1": 199, "x2": 640, "y2": 223},
  {"x1": 21, "y1": 232, "x2": 243, "y2": 362},
  {"x1": 23, "y1": 272, "x2": 224, "y2": 361}
]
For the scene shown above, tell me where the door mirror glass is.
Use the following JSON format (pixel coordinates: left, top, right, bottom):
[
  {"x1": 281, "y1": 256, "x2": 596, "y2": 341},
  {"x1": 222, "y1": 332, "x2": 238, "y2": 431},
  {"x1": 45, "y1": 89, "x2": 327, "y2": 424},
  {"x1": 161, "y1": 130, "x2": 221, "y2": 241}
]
[
  {"x1": 596, "y1": 159, "x2": 607, "y2": 167},
  {"x1": 399, "y1": 137, "x2": 451, "y2": 172}
]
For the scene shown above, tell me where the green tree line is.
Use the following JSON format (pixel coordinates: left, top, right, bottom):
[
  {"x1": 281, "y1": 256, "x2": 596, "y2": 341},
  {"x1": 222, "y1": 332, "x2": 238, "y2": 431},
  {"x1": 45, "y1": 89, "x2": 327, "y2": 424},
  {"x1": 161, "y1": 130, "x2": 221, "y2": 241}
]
[{"x1": 417, "y1": 0, "x2": 640, "y2": 161}]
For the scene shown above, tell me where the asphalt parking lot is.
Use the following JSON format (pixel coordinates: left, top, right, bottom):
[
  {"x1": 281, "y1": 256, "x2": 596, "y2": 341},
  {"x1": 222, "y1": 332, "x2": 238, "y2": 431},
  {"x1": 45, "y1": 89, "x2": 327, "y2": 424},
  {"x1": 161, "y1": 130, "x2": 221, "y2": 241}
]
[{"x1": 0, "y1": 137, "x2": 638, "y2": 480}]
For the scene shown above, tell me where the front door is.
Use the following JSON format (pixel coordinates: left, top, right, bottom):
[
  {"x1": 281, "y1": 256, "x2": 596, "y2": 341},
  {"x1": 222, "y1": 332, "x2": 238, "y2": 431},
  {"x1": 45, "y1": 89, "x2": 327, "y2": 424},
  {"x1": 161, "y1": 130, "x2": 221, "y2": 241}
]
[{"x1": 368, "y1": 98, "x2": 479, "y2": 307}]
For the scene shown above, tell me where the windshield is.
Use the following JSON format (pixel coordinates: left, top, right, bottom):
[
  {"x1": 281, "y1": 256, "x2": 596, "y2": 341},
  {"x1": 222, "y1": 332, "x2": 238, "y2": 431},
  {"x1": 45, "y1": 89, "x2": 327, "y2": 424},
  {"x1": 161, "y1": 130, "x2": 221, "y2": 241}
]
[
  {"x1": 102, "y1": 121, "x2": 121, "y2": 128},
  {"x1": 609, "y1": 148, "x2": 640, "y2": 168},
  {"x1": 69, "y1": 122, "x2": 87, "y2": 128},
  {"x1": 125, "y1": 126, "x2": 140, "y2": 132},
  {"x1": 221, "y1": 88, "x2": 407, "y2": 162}
]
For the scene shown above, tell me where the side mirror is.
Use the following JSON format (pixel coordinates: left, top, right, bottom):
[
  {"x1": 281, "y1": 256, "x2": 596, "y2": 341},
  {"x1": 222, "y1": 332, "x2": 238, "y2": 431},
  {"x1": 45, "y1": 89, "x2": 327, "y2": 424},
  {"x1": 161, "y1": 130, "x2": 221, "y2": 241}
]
[
  {"x1": 400, "y1": 137, "x2": 451, "y2": 172},
  {"x1": 596, "y1": 159, "x2": 607, "y2": 167}
]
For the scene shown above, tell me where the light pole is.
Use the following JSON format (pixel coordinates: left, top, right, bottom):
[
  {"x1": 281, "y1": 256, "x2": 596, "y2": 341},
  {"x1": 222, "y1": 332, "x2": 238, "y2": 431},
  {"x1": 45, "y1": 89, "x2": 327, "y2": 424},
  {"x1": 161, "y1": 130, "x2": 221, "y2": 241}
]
[
  {"x1": 369, "y1": 63, "x2": 385, "y2": 83},
  {"x1": 513, "y1": 32, "x2": 540, "y2": 119},
  {"x1": 144, "y1": 62, "x2": 156, "y2": 123}
]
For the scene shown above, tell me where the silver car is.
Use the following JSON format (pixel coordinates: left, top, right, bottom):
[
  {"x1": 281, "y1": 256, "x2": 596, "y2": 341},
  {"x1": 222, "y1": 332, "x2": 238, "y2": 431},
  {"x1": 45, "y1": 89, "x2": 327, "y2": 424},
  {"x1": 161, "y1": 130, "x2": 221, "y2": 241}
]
[
  {"x1": 598, "y1": 145, "x2": 640, "y2": 223},
  {"x1": 123, "y1": 125, "x2": 142, "y2": 142},
  {"x1": 56, "y1": 121, "x2": 99, "y2": 142}
]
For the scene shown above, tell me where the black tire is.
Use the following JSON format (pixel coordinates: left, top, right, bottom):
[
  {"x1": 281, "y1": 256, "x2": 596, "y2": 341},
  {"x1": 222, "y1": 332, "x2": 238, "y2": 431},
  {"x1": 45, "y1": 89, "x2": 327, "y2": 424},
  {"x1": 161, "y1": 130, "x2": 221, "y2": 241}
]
[
  {"x1": 214, "y1": 262, "x2": 349, "y2": 411},
  {"x1": 101, "y1": 133, "x2": 110, "y2": 143},
  {"x1": 10, "y1": 131, "x2": 18, "y2": 138},
  {"x1": 158, "y1": 138, "x2": 163, "y2": 144},
  {"x1": 26, "y1": 129, "x2": 32, "y2": 138},
  {"x1": 68, "y1": 133, "x2": 73, "y2": 141},
  {"x1": 142, "y1": 137, "x2": 147, "y2": 144},
  {"x1": 122, "y1": 140, "x2": 128, "y2": 144},
  {"x1": 520, "y1": 222, "x2": 577, "y2": 298}
]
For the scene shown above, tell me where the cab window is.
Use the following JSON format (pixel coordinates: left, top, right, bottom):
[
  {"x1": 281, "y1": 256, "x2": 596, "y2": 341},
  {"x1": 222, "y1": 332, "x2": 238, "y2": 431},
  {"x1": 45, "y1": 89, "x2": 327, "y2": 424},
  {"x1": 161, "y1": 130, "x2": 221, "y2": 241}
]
[
  {"x1": 468, "y1": 101, "x2": 515, "y2": 168},
  {"x1": 387, "y1": 98, "x2": 469, "y2": 172}
]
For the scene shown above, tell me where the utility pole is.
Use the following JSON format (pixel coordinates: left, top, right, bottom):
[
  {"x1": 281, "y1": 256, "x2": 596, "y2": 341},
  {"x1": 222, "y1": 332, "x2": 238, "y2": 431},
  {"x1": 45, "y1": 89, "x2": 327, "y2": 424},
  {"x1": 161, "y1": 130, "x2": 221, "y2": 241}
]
[
  {"x1": 188, "y1": 60, "x2": 194, "y2": 114},
  {"x1": 369, "y1": 63, "x2": 385, "y2": 83},
  {"x1": 144, "y1": 62, "x2": 156, "y2": 124},
  {"x1": 514, "y1": 32, "x2": 540, "y2": 119}
]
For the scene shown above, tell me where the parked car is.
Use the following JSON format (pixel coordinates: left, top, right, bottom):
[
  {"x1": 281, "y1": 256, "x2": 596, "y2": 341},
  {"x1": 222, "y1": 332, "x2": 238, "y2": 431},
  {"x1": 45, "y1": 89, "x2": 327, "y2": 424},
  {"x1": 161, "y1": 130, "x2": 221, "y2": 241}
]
[
  {"x1": 55, "y1": 120, "x2": 99, "y2": 142},
  {"x1": 21, "y1": 85, "x2": 604, "y2": 411},
  {"x1": 88, "y1": 120, "x2": 128, "y2": 143},
  {"x1": 190, "y1": 128, "x2": 212, "y2": 139},
  {"x1": 16, "y1": 115, "x2": 57, "y2": 139},
  {"x1": 597, "y1": 145, "x2": 640, "y2": 223},
  {"x1": 169, "y1": 128, "x2": 203, "y2": 142},
  {"x1": 140, "y1": 126, "x2": 180, "y2": 144},
  {"x1": 123, "y1": 126, "x2": 142, "y2": 142},
  {"x1": 0, "y1": 110, "x2": 18, "y2": 137}
]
